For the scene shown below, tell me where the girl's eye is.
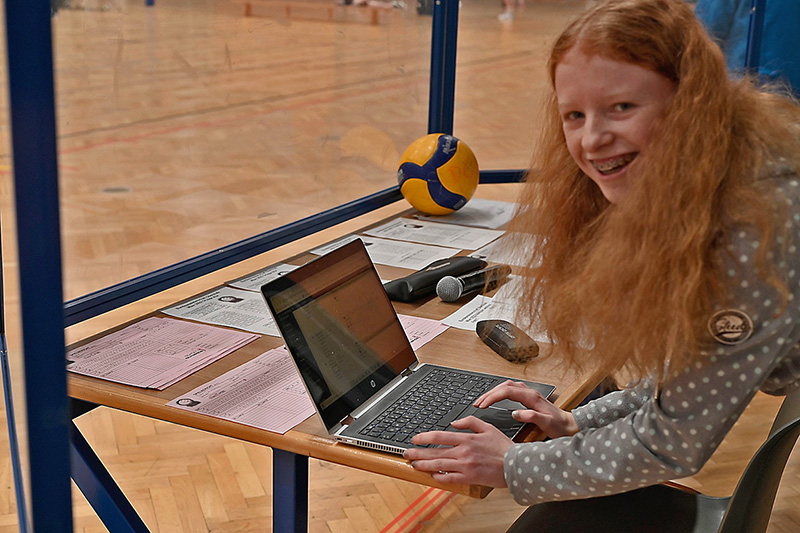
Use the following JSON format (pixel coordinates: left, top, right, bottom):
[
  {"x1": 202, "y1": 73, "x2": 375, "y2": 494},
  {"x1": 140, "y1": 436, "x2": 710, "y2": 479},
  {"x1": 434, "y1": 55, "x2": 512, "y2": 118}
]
[
  {"x1": 614, "y1": 103, "x2": 634, "y2": 111},
  {"x1": 565, "y1": 111, "x2": 584, "y2": 121}
]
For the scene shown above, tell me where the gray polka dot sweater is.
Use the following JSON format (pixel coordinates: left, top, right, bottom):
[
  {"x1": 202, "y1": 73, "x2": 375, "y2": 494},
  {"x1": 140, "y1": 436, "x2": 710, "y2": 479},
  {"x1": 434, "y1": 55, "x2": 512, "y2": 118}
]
[{"x1": 504, "y1": 177, "x2": 800, "y2": 505}]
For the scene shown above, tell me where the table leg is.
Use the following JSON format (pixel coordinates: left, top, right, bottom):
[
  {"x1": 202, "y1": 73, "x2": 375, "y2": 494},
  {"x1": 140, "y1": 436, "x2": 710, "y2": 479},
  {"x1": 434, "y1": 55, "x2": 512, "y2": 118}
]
[
  {"x1": 70, "y1": 422, "x2": 150, "y2": 532},
  {"x1": 273, "y1": 449, "x2": 309, "y2": 532}
]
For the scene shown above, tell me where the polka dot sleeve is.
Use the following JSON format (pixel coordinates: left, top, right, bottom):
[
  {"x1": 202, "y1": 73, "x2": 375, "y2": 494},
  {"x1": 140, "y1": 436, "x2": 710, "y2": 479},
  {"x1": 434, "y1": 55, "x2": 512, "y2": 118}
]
[
  {"x1": 504, "y1": 177, "x2": 800, "y2": 505},
  {"x1": 571, "y1": 381, "x2": 652, "y2": 430}
]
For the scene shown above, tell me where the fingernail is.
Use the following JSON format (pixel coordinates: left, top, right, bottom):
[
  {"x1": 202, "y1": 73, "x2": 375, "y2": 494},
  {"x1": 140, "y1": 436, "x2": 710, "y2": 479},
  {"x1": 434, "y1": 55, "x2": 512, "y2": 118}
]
[{"x1": 512, "y1": 410, "x2": 520, "y2": 419}]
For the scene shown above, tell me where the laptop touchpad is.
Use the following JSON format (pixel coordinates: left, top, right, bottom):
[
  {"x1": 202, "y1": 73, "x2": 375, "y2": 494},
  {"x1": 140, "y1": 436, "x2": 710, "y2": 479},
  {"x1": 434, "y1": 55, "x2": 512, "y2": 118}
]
[{"x1": 473, "y1": 406, "x2": 519, "y2": 432}]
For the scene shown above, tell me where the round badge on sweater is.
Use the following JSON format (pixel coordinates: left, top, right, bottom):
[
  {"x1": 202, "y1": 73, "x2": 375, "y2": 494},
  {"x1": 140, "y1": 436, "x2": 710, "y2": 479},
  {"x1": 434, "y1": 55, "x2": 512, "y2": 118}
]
[{"x1": 707, "y1": 309, "x2": 754, "y2": 345}]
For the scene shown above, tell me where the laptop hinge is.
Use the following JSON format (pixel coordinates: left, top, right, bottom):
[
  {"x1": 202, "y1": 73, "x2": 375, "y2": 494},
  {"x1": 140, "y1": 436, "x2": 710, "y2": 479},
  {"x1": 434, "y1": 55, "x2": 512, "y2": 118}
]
[
  {"x1": 402, "y1": 362, "x2": 420, "y2": 376},
  {"x1": 339, "y1": 415, "x2": 355, "y2": 427}
]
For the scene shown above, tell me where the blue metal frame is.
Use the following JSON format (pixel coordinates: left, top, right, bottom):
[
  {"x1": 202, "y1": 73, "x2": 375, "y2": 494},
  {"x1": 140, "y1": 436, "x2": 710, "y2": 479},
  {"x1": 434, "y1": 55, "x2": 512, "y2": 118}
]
[
  {"x1": 0, "y1": 202, "x2": 28, "y2": 531},
  {"x1": 62, "y1": 0, "x2": 521, "y2": 330},
  {"x1": 0, "y1": 326, "x2": 29, "y2": 532},
  {"x1": 64, "y1": 171, "x2": 522, "y2": 327},
  {"x1": 70, "y1": 422, "x2": 150, "y2": 532},
  {"x1": 64, "y1": 186, "x2": 403, "y2": 326},
  {"x1": 428, "y1": 0, "x2": 460, "y2": 134},
  {"x1": 273, "y1": 450, "x2": 309, "y2": 532},
  {"x1": 480, "y1": 169, "x2": 527, "y2": 184},
  {"x1": 2, "y1": 0, "x2": 521, "y2": 529},
  {"x1": 745, "y1": 0, "x2": 767, "y2": 73},
  {"x1": 4, "y1": 0, "x2": 73, "y2": 529}
]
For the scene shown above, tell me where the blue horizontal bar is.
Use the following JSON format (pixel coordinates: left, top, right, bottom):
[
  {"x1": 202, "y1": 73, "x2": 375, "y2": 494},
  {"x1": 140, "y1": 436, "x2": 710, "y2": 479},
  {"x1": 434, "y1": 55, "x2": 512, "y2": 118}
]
[
  {"x1": 64, "y1": 170, "x2": 524, "y2": 327},
  {"x1": 479, "y1": 169, "x2": 527, "y2": 183},
  {"x1": 64, "y1": 186, "x2": 403, "y2": 326}
]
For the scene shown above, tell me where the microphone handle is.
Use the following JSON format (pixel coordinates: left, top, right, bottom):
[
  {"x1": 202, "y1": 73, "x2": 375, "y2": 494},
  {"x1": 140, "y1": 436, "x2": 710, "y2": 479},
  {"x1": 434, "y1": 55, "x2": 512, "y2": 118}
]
[{"x1": 459, "y1": 265, "x2": 512, "y2": 295}]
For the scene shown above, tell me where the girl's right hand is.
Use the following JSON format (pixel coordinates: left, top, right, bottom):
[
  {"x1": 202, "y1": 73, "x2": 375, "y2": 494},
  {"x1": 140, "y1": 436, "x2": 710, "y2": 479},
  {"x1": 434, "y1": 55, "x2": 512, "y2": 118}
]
[{"x1": 473, "y1": 380, "x2": 580, "y2": 438}]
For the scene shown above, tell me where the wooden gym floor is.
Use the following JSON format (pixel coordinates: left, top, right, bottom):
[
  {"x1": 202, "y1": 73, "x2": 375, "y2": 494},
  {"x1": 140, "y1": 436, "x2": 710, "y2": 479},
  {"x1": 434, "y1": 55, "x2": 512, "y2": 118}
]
[{"x1": 0, "y1": 0, "x2": 797, "y2": 531}]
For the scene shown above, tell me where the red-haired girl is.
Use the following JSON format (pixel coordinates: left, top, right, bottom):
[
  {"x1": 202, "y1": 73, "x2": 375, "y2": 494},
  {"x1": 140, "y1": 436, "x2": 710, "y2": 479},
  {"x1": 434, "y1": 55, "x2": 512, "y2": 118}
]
[{"x1": 405, "y1": 0, "x2": 800, "y2": 507}]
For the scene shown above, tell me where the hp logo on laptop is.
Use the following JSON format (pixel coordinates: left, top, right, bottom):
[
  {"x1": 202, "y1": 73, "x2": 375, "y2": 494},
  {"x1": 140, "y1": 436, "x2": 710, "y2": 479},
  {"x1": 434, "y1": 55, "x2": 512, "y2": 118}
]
[{"x1": 370, "y1": 380, "x2": 376, "y2": 388}]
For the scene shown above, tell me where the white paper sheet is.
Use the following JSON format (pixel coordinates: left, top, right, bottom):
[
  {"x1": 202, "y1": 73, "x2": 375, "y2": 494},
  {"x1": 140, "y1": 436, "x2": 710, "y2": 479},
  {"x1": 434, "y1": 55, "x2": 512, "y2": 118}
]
[
  {"x1": 469, "y1": 233, "x2": 541, "y2": 268},
  {"x1": 161, "y1": 286, "x2": 280, "y2": 336},
  {"x1": 364, "y1": 217, "x2": 503, "y2": 250},
  {"x1": 228, "y1": 262, "x2": 300, "y2": 292},
  {"x1": 66, "y1": 317, "x2": 259, "y2": 389},
  {"x1": 167, "y1": 315, "x2": 449, "y2": 434},
  {"x1": 441, "y1": 293, "x2": 550, "y2": 343},
  {"x1": 167, "y1": 346, "x2": 315, "y2": 434},
  {"x1": 308, "y1": 235, "x2": 460, "y2": 270},
  {"x1": 414, "y1": 198, "x2": 517, "y2": 229},
  {"x1": 442, "y1": 294, "x2": 515, "y2": 329}
]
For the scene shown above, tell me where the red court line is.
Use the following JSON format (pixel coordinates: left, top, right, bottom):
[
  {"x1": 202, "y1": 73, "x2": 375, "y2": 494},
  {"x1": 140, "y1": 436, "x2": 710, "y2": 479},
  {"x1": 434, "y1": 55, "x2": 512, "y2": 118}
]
[
  {"x1": 0, "y1": 54, "x2": 538, "y2": 178},
  {"x1": 394, "y1": 488, "x2": 449, "y2": 533},
  {"x1": 55, "y1": 54, "x2": 539, "y2": 156},
  {"x1": 0, "y1": 52, "x2": 539, "y2": 169},
  {"x1": 57, "y1": 75, "x2": 427, "y2": 156},
  {"x1": 379, "y1": 487, "x2": 435, "y2": 533},
  {"x1": 408, "y1": 490, "x2": 456, "y2": 533}
]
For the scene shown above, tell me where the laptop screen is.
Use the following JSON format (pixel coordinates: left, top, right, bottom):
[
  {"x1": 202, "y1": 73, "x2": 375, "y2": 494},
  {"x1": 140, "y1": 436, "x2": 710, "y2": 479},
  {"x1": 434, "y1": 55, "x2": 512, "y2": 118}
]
[{"x1": 261, "y1": 240, "x2": 417, "y2": 430}]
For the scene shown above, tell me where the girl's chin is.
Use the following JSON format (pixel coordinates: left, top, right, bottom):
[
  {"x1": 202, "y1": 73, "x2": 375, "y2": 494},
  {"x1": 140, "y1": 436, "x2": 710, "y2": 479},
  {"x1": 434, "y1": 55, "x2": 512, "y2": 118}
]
[
  {"x1": 594, "y1": 177, "x2": 629, "y2": 203},
  {"x1": 600, "y1": 188, "x2": 627, "y2": 204}
]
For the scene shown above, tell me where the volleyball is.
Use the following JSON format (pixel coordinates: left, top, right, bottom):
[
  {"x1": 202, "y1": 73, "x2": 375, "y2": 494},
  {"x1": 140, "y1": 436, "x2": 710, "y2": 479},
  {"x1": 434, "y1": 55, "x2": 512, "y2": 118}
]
[{"x1": 397, "y1": 133, "x2": 479, "y2": 215}]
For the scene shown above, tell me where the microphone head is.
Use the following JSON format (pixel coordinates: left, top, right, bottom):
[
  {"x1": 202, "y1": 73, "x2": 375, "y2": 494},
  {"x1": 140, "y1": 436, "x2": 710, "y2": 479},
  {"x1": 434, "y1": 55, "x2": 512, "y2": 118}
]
[{"x1": 436, "y1": 276, "x2": 462, "y2": 302}]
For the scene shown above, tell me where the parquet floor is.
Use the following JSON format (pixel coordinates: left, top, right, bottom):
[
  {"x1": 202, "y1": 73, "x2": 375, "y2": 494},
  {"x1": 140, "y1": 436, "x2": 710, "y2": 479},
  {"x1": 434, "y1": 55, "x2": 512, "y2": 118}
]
[{"x1": 0, "y1": 0, "x2": 798, "y2": 531}]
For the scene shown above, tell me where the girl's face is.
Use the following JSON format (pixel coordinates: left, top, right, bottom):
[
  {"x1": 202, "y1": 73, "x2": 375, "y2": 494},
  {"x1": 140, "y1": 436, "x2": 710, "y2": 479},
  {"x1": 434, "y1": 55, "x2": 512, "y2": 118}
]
[{"x1": 554, "y1": 48, "x2": 676, "y2": 203}]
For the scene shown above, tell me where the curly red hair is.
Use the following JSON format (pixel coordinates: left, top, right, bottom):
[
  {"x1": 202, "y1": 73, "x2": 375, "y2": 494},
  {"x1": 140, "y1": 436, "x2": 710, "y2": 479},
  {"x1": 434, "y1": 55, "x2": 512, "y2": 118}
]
[{"x1": 507, "y1": 0, "x2": 800, "y2": 382}]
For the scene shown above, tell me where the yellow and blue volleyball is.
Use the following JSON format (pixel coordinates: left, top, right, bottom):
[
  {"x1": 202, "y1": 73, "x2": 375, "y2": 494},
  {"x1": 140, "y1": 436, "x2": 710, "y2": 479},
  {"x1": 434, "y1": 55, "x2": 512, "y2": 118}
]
[{"x1": 397, "y1": 133, "x2": 479, "y2": 215}]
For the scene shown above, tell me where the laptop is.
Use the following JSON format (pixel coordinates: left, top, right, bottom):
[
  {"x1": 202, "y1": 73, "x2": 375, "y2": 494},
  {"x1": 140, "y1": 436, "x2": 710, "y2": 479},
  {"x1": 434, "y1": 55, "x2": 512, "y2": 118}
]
[{"x1": 260, "y1": 239, "x2": 556, "y2": 455}]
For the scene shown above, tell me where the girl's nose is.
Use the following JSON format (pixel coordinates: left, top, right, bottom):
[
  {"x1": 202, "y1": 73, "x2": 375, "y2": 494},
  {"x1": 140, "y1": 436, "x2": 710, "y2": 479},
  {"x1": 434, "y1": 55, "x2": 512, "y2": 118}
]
[{"x1": 581, "y1": 115, "x2": 613, "y2": 153}]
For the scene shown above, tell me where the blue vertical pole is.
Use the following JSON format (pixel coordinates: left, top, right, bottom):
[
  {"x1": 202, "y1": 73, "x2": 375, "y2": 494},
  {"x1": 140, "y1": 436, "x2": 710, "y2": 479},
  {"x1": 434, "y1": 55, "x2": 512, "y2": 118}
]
[
  {"x1": 3, "y1": 0, "x2": 72, "y2": 530},
  {"x1": 273, "y1": 449, "x2": 309, "y2": 532},
  {"x1": 744, "y1": 0, "x2": 767, "y2": 72},
  {"x1": 0, "y1": 324, "x2": 29, "y2": 532},
  {"x1": 428, "y1": 0, "x2": 460, "y2": 134}
]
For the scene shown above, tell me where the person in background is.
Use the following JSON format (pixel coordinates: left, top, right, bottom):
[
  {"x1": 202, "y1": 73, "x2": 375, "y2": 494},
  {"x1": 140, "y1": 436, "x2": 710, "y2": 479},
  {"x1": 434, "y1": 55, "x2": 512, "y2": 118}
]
[
  {"x1": 694, "y1": 0, "x2": 800, "y2": 97},
  {"x1": 405, "y1": 0, "x2": 800, "y2": 514},
  {"x1": 498, "y1": 0, "x2": 525, "y2": 22}
]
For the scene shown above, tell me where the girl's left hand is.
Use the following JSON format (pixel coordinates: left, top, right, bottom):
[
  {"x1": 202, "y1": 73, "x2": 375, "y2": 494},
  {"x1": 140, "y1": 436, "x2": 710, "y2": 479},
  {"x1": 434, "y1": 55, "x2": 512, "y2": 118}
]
[{"x1": 403, "y1": 416, "x2": 514, "y2": 487}]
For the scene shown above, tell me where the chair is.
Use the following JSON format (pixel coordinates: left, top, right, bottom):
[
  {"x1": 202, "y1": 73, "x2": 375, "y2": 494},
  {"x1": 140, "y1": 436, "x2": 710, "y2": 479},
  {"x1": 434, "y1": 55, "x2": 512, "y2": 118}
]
[{"x1": 506, "y1": 387, "x2": 800, "y2": 533}]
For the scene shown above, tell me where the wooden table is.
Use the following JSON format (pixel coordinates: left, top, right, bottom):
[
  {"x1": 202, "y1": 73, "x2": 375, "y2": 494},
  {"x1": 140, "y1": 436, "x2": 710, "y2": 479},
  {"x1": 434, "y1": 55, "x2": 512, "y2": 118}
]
[{"x1": 67, "y1": 214, "x2": 604, "y2": 532}]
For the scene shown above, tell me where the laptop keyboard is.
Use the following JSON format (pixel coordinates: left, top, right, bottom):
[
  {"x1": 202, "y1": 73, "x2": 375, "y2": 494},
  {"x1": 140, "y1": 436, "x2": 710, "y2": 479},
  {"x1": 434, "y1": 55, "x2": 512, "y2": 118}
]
[{"x1": 358, "y1": 368, "x2": 499, "y2": 445}]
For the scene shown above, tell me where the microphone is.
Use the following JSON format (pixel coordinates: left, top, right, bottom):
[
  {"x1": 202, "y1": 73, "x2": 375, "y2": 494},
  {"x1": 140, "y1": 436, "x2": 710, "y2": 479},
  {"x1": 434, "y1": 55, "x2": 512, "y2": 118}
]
[
  {"x1": 436, "y1": 264, "x2": 512, "y2": 302},
  {"x1": 383, "y1": 256, "x2": 487, "y2": 302}
]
